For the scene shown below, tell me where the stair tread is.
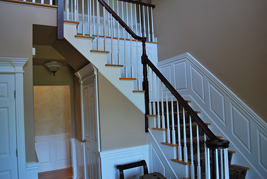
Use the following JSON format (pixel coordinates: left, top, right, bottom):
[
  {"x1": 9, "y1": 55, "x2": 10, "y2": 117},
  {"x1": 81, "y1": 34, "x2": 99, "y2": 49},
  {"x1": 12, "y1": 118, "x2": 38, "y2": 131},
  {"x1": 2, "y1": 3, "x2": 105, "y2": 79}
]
[
  {"x1": 230, "y1": 164, "x2": 250, "y2": 170},
  {"x1": 90, "y1": 50, "x2": 109, "y2": 53},
  {"x1": 64, "y1": 20, "x2": 79, "y2": 24},
  {"x1": 171, "y1": 158, "x2": 191, "y2": 165},
  {"x1": 152, "y1": 128, "x2": 167, "y2": 131},
  {"x1": 75, "y1": 35, "x2": 95, "y2": 39},
  {"x1": 105, "y1": 64, "x2": 123, "y2": 67},
  {"x1": 119, "y1": 78, "x2": 137, "y2": 80},
  {"x1": 133, "y1": 90, "x2": 145, "y2": 93}
]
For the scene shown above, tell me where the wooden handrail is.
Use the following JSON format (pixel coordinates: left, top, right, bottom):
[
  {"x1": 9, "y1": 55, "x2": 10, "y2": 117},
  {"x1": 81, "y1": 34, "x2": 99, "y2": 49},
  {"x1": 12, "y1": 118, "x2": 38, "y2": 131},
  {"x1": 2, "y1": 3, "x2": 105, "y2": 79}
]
[
  {"x1": 145, "y1": 57, "x2": 219, "y2": 140},
  {"x1": 117, "y1": 0, "x2": 155, "y2": 8},
  {"x1": 98, "y1": 0, "x2": 146, "y2": 42}
]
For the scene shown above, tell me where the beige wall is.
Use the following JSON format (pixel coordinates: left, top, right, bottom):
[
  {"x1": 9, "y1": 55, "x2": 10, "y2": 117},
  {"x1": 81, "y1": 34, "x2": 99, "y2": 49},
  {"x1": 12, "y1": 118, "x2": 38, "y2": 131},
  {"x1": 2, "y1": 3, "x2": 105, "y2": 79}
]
[
  {"x1": 34, "y1": 86, "x2": 71, "y2": 136},
  {"x1": 0, "y1": 1, "x2": 57, "y2": 162},
  {"x1": 98, "y1": 73, "x2": 147, "y2": 151},
  {"x1": 152, "y1": 0, "x2": 267, "y2": 121}
]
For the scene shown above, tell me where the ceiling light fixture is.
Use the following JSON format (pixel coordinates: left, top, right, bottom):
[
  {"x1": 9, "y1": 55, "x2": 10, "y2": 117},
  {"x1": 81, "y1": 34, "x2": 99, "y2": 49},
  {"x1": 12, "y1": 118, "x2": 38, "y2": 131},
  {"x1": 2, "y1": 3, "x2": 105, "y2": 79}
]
[{"x1": 44, "y1": 61, "x2": 62, "y2": 76}]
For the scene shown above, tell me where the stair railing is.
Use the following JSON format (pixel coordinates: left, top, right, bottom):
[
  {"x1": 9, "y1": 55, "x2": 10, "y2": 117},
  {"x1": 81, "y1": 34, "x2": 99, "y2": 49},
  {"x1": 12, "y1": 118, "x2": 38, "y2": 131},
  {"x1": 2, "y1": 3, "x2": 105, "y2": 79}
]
[{"x1": 97, "y1": 1, "x2": 230, "y2": 178}]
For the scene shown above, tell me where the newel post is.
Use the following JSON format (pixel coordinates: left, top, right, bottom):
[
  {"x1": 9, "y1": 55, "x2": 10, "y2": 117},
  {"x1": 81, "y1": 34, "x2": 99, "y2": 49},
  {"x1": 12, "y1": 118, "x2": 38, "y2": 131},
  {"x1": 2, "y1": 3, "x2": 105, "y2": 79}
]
[
  {"x1": 141, "y1": 38, "x2": 149, "y2": 132},
  {"x1": 206, "y1": 139, "x2": 230, "y2": 179},
  {"x1": 57, "y1": 0, "x2": 64, "y2": 40}
]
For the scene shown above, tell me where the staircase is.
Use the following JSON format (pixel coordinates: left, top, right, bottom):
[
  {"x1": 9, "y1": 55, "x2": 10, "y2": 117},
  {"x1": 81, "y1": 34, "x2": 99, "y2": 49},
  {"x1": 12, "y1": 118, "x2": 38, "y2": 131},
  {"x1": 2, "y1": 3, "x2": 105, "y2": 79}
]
[
  {"x1": 62, "y1": 1, "x2": 251, "y2": 178},
  {"x1": 148, "y1": 101, "x2": 250, "y2": 179}
]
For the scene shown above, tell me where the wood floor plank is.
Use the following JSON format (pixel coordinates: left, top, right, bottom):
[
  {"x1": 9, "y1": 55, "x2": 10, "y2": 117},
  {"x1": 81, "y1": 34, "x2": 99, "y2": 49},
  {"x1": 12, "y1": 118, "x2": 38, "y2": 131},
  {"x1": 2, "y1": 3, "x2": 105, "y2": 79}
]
[{"x1": 38, "y1": 168, "x2": 73, "y2": 179}]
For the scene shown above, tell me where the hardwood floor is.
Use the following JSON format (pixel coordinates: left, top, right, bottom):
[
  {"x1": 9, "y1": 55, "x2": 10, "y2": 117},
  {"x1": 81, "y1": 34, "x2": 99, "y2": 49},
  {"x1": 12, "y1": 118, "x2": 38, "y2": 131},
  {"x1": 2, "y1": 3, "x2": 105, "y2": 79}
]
[{"x1": 38, "y1": 168, "x2": 73, "y2": 179}]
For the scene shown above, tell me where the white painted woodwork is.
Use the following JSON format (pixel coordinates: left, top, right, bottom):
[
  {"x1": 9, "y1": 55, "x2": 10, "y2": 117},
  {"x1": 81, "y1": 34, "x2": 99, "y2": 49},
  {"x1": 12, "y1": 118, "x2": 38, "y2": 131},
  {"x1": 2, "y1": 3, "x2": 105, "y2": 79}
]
[
  {"x1": 0, "y1": 74, "x2": 18, "y2": 179},
  {"x1": 158, "y1": 53, "x2": 267, "y2": 178},
  {"x1": 35, "y1": 134, "x2": 71, "y2": 172},
  {"x1": 100, "y1": 145, "x2": 149, "y2": 179},
  {"x1": 75, "y1": 64, "x2": 100, "y2": 179},
  {"x1": 0, "y1": 57, "x2": 28, "y2": 179}
]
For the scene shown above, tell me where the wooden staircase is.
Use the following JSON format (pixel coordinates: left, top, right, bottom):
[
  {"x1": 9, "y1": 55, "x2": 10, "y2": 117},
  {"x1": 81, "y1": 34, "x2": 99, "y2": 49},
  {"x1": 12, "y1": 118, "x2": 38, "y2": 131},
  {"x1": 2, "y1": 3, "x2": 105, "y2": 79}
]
[{"x1": 148, "y1": 101, "x2": 250, "y2": 178}]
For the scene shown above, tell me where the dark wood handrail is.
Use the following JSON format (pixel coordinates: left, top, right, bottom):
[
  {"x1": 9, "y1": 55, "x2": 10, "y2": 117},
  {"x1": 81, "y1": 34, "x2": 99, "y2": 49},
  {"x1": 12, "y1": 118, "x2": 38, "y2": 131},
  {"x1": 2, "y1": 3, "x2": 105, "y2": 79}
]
[
  {"x1": 98, "y1": 0, "x2": 146, "y2": 42},
  {"x1": 146, "y1": 58, "x2": 219, "y2": 140},
  {"x1": 118, "y1": 0, "x2": 155, "y2": 8}
]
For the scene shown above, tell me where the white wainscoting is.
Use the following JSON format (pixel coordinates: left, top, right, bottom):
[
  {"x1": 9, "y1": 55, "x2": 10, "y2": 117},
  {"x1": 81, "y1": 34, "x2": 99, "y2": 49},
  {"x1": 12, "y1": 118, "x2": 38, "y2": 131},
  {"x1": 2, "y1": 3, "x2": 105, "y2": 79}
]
[
  {"x1": 25, "y1": 162, "x2": 39, "y2": 179},
  {"x1": 35, "y1": 134, "x2": 71, "y2": 173},
  {"x1": 158, "y1": 53, "x2": 267, "y2": 179},
  {"x1": 71, "y1": 138, "x2": 84, "y2": 179},
  {"x1": 100, "y1": 145, "x2": 149, "y2": 179}
]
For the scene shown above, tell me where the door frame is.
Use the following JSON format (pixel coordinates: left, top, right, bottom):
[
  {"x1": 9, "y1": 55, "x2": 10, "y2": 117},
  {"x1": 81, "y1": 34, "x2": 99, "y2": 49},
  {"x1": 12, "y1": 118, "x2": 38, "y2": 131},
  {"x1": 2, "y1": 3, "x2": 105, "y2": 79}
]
[
  {"x1": 75, "y1": 63, "x2": 101, "y2": 178},
  {"x1": 0, "y1": 57, "x2": 28, "y2": 179}
]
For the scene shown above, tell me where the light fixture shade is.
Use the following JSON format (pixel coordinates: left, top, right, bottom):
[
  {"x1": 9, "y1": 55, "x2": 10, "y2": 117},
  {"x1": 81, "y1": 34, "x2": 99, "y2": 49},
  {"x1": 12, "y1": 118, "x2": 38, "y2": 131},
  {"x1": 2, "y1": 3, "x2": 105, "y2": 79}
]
[{"x1": 44, "y1": 61, "x2": 62, "y2": 76}]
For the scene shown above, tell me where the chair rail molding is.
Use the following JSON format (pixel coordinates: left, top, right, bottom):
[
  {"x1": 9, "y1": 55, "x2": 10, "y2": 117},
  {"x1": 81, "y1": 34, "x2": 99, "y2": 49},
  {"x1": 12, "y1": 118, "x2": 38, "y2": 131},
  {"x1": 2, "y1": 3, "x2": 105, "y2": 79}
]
[{"x1": 157, "y1": 52, "x2": 267, "y2": 178}]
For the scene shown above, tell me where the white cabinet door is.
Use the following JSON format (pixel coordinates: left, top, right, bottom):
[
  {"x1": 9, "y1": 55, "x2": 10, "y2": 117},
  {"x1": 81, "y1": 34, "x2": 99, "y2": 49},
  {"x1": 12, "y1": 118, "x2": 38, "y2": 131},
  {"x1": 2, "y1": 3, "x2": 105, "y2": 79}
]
[{"x1": 0, "y1": 74, "x2": 18, "y2": 179}]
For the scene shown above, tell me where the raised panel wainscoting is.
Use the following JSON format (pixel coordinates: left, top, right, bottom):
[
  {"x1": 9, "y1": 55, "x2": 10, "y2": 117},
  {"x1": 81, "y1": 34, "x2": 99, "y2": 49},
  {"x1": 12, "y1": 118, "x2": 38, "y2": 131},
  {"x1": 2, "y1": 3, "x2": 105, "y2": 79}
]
[
  {"x1": 157, "y1": 53, "x2": 267, "y2": 179},
  {"x1": 35, "y1": 134, "x2": 72, "y2": 173}
]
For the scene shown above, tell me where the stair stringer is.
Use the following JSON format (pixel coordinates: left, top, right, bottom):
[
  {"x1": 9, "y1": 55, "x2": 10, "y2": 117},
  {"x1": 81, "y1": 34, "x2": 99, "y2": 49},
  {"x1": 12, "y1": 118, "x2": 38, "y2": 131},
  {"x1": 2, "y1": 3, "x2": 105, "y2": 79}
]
[
  {"x1": 148, "y1": 118, "x2": 189, "y2": 179},
  {"x1": 64, "y1": 22, "x2": 145, "y2": 113}
]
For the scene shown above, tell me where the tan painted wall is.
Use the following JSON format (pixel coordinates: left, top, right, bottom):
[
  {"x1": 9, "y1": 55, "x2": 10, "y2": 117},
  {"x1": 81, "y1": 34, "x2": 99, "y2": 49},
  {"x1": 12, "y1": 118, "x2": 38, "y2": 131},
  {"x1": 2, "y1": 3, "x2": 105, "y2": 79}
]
[
  {"x1": 0, "y1": 1, "x2": 57, "y2": 162},
  {"x1": 98, "y1": 73, "x2": 147, "y2": 151},
  {"x1": 34, "y1": 86, "x2": 71, "y2": 136},
  {"x1": 152, "y1": 0, "x2": 267, "y2": 121}
]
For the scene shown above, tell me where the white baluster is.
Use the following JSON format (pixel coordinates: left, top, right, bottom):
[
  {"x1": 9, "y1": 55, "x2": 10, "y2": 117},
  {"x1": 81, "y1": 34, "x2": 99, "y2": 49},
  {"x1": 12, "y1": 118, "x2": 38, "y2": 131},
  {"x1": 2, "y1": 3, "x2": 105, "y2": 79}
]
[
  {"x1": 143, "y1": 5, "x2": 146, "y2": 38},
  {"x1": 82, "y1": 0, "x2": 85, "y2": 36},
  {"x1": 157, "y1": 77, "x2": 160, "y2": 128},
  {"x1": 50, "y1": 0, "x2": 52, "y2": 6},
  {"x1": 139, "y1": 4, "x2": 142, "y2": 37},
  {"x1": 130, "y1": 3, "x2": 133, "y2": 77},
  {"x1": 92, "y1": 0, "x2": 95, "y2": 35},
  {"x1": 204, "y1": 134, "x2": 210, "y2": 179},
  {"x1": 152, "y1": 72, "x2": 156, "y2": 116},
  {"x1": 183, "y1": 107, "x2": 188, "y2": 162},
  {"x1": 110, "y1": 16, "x2": 114, "y2": 63},
  {"x1": 126, "y1": 2, "x2": 129, "y2": 39},
  {"x1": 148, "y1": 69, "x2": 152, "y2": 114},
  {"x1": 161, "y1": 82, "x2": 166, "y2": 142},
  {"x1": 196, "y1": 125, "x2": 201, "y2": 179},
  {"x1": 171, "y1": 95, "x2": 176, "y2": 145},
  {"x1": 189, "y1": 116, "x2": 195, "y2": 179},
  {"x1": 117, "y1": 0, "x2": 120, "y2": 64},
  {"x1": 207, "y1": 146, "x2": 211, "y2": 179},
  {"x1": 103, "y1": 6, "x2": 107, "y2": 50},
  {"x1": 74, "y1": 0, "x2": 77, "y2": 21},
  {"x1": 66, "y1": 0, "x2": 69, "y2": 20},
  {"x1": 220, "y1": 149, "x2": 224, "y2": 179},
  {"x1": 41, "y1": 0, "x2": 44, "y2": 4},
  {"x1": 147, "y1": 6, "x2": 150, "y2": 42},
  {"x1": 177, "y1": 101, "x2": 182, "y2": 161},
  {"x1": 166, "y1": 86, "x2": 170, "y2": 143},
  {"x1": 89, "y1": 0, "x2": 92, "y2": 36},
  {"x1": 71, "y1": 0, "x2": 73, "y2": 21},
  {"x1": 96, "y1": 0, "x2": 100, "y2": 50},
  {"x1": 123, "y1": 3, "x2": 127, "y2": 77},
  {"x1": 224, "y1": 148, "x2": 229, "y2": 179},
  {"x1": 134, "y1": 4, "x2": 140, "y2": 89},
  {"x1": 151, "y1": 7, "x2": 155, "y2": 42},
  {"x1": 216, "y1": 149, "x2": 219, "y2": 179}
]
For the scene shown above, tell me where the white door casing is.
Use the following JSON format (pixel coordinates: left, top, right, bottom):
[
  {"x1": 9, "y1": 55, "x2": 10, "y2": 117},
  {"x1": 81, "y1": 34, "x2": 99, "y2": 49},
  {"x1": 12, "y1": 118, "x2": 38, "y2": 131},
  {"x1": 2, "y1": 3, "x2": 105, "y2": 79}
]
[
  {"x1": 75, "y1": 64, "x2": 101, "y2": 179},
  {"x1": 0, "y1": 57, "x2": 28, "y2": 179}
]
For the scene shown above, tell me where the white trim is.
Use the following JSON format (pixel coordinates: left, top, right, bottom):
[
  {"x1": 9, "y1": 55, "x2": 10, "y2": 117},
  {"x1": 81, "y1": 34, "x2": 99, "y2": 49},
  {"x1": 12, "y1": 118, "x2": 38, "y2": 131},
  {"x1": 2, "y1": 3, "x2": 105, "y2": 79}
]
[
  {"x1": 71, "y1": 138, "x2": 78, "y2": 179},
  {"x1": 25, "y1": 162, "x2": 39, "y2": 179},
  {"x1": 158, "y1": 53, "x2": 267, "y2": 131},
  {"x1": 100, "y1": 145, "x2": 149, "y2": 179},
  {"x1": 0, "y1": 57, "x2": 28, "y2": 179},
  {"x1": 158, "y1": 53, "x2": 267, "y2": 178},
  {"x1": 148, "y1": 129, "x2": 178, "y2": 179}
]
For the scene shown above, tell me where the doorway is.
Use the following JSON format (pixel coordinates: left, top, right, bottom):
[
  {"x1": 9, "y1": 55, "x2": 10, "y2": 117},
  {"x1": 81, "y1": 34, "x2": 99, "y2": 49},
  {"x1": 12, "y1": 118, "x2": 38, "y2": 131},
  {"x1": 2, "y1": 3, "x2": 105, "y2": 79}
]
[{"x1": 34, "y1": 85, "x2": 72, "y2": 173}]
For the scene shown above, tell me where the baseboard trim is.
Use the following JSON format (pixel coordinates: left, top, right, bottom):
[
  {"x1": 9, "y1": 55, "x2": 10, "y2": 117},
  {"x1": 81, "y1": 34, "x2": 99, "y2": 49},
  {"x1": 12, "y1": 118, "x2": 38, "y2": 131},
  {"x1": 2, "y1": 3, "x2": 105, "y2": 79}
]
[{"x1": 25, "y1": 162, "x2": 39, "y2": 179}]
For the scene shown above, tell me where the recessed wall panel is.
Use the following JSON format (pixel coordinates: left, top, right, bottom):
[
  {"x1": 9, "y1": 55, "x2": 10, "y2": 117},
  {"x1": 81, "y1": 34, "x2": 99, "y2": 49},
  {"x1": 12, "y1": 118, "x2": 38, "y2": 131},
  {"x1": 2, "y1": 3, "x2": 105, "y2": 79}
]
[
  {"x1": 209, "y1": 84, "x2": 225, "y2": 123},
  {"x1": 174, "y1": 62, "x2": 187, "y2": 90},
  {"x1": 231, "y1": 106, "x2": 251, "y2": 151},
  {"x1": 191, "y1": 67, "x2": 204, "y2": 101},
  {"x1": 152, "y1": 147, "x2": 165, "y2": 176},
  {"x1": 160, "y1": 66, "x2": 172, "y2": 83},
  {"x1": 0, "y1": 171, "x2": 11, "y2": 179},
  {"x1": 35, "y1": 141, "x2": 50, "y2": 163},
  {"x1": 259, "y1": 131, "x2": 267, "y2": 170},
  {"x1": 56, "y1": 139, "x2": 70, "y2": 161}
]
